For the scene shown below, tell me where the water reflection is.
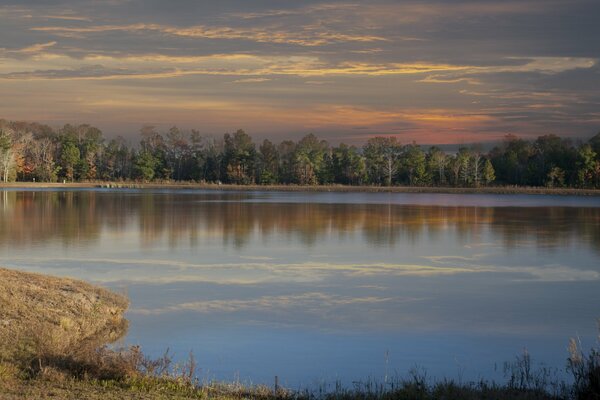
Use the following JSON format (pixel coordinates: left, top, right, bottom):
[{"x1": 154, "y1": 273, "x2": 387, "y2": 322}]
[
  {"x1": 1, "y1": 189, "x2": 600, "y2": 385},
  {"x1": 1, "y1": 190, "x2": 599, "y2": 252}
]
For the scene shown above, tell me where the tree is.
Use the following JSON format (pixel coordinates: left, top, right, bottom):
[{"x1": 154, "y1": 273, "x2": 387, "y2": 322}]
[
  {"x1": 546, "y1": 167, "x2": 565, "y2": 188},
  {"x1": 482, "y1": 159, "x2": 496, "y2": 185},
  {"x1": 471, "y1": 149, "x2": 484, "y2": 187},
  {"x1": 402, "y1": 143, "x2": 429, "y2": 186},
  {"x1": 427, "y1": 147, "x2": 447, "y2": 185},
  {"x1": 166, "y1": 126, "x2": 189, "y2": 180},
  {"x1": 329, "y1": 144, "x2": 366, "y2": 185},
  {"x1": 75, "y1": 125, "x2": 104, "y2": 180},
  {"x1": 576, "y1": 144, "x2": 597, "y2": 188},
  {"x1": 489, "y1": 135, "x2": 533, "y2": 185},
  {"x1": 102, "y1": 136, "x2": 131, "y2": 180},
  {"x1": 293, "y1": 133, "x2": 328, "y2": 185},
  {"x1": 0, "y1": 128, "x2": 15, "y2": 182},
  {"x1": 30, "y1": 137, "x2": 59, "y2": 182},
  {"x1": 134, "y1": 150, "x2": 158, "y2": 181},
  {"x1": 363, "y1": 137, "x2": 402, "y2": 186},
  {"x1": 202, "y1": 136, "x2": 223, "y2": 183},
  {"x1": 258, "y1": 139, "x2": 279, "y2": 184},
  {"x1": 189, "y1": 129, "x2": 205, "y2": 181},
  {"x1": 223, "y1": 129, "x2": 256, "y2": 184},
  {"x1": 139, "y1": 126, "x2": 169, "y2": 179},
  {"x1": 277, "y1": 140, "x2": 296, "y2": 184},
  {"x1": 589, "y1": 132, "x2": 600, "y2": 157},
  {"x1": 456, "y1": 147, "x2": 472, "y2": 186},
  {"x1": 60, "y1": 140, "x2": 80, "y2": 182},
  {"x1": 532, "y1": 134, "x2": 576, "y2": 186}
]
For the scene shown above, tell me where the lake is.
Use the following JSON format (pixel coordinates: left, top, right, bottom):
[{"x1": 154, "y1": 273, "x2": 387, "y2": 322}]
[{"x1": 1, "y1": 188, "x2": 599, "y2": 388}]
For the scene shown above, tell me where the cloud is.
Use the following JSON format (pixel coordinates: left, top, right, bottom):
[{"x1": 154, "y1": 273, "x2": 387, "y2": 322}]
[
  {"x1": 232, "y1": 77, "x2": 271, "y2": 83},
  {"x1": 2, "y1": 0, "x2": 599, "y2": 141},
  {"x1": 130, "y1": 292, "x2": 398, "y2": 315},
  {"x1": 42, "y1": 15, "x2": 91, "y2": 22},
  {"x1": 7, "y1": 41, "x2": 57, "y2": 54},
  {"x1": 31, "y1": 22, "x2": 387, "y2": 46},
  {"x1": 229, "y1": 3, "x2": 362, "y2": 20}
]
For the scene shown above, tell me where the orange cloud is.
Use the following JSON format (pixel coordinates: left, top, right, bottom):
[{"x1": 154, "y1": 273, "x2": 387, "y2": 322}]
[{"x1": 31, "y1": 23, "x2": 387, "y2": 46}]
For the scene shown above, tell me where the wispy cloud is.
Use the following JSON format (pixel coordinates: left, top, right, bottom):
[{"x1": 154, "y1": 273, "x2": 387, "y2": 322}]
[
  {"x1": 232, "y1": 77, "x2": 271, "y2": 83},
  {"x1": 42, "y1": 15, "x2": 91, "y2": 22},
  {"x1": 5, "y1": 41, "x2": 57, "y2": 54},
  {"x1": 31, "y1": 22, "x2": 387, "y2": 46},
  {"x1": 2, "y1": 0, "x2": 599, "y2": 141},
  {"x1": 130, "y1": 292, "x2": 398, "y2": 315}
]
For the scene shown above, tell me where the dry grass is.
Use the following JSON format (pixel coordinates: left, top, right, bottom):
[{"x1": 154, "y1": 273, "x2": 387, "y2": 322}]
[
  {"x1": 0, "y1": 267, "x2": 128, "y2": 373},
  {"x1": 1, "y1": 181, "x2": 599, "y2": 196}
]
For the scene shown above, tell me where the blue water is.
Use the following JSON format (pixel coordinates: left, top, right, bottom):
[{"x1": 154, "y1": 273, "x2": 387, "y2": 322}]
[{"x1": 1, "y1": 189, "x2": 599, "y2": 387}]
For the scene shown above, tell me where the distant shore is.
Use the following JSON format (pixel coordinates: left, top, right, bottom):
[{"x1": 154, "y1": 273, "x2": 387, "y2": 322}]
[{"x1": 1, "y1": 181, "x2": 600, "y2": 196}]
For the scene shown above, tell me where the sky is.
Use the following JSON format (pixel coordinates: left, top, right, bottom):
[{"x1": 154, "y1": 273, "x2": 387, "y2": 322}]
[{"x1": 1, "y1": 0, "x2": 599, "y2": 145}]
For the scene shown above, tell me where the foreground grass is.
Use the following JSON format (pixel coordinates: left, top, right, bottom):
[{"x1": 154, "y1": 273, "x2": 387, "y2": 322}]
[
  {"x1": 0, "y1": 365, "x2": 575, "y2": 400},
  {"x1": 1, "y1": 268, "x2": 598, "y2": 399}
]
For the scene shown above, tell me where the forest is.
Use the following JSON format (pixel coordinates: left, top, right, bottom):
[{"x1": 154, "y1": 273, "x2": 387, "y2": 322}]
[{"x1": 1, "y1": 119, "x2": 599, "y2": 188}]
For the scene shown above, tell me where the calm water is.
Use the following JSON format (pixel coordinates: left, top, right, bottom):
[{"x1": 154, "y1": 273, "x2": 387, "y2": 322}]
[{"x1": 1, "y1": 189, "x2": 599, "y2": 387}]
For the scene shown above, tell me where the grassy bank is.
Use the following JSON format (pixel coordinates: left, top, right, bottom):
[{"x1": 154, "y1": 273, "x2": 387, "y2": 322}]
[
  {"x1": 1, "y1": 268, "x2": 598, "y2": 399},
  {"x1": 1, "y1": 181, "x2": 600, "y2": 196}
]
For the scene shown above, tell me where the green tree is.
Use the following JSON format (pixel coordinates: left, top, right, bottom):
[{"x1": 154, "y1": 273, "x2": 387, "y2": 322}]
[
  {"x1": 77, "y1": 125, "x2": 104, "y2": 180},
  {"x1": 456, "y1": 147, "x2": 472, "y2": 186},
  {"x1": 546, "y1": 166, "x2": 565, "y2": 188},
  {"x1": 134, "y1": 150, "x2": 158, "y2": 181},
  {"x1": 277, "y1": 140, "x2": 297, "y2": 184},
  {"x1": 576, "y1": 144, "x2": 598, "y2": 188},
  {"x1": 60, "y1": 141, "x2": 80, "y2": 182},
  {"x1": 223, "y1": 129, "x2": 256, "y2": 184},
  {"x1": 139, "y1": 126, "x2": 169, "y2": 179},
  {"x1": 102, "y1": 136, "x2": 131, "y2": 180},
  {"x1": 533, "y1": 134, "x2": 577, "y2": 186},
  {"x1": 166, "y1": 126, "x2": 189, "y2": 180},
  {"x1": 489, "y1": 135, "x2": 533, "y2": 185},
  {"x1": 482, "y1": 159, "x2": 496, "y2": 185},
  {"x1": 589, "y1": 132, "x2": 600, "y2": 157},
  {"x1": 402, "y1": 143, "x2": 429, "y2": 186},
  {"x1": 258, "y1": 139, "x2": 279, "y2": 184},
  {"x1": 294, "y1": 133, "x2": 328, "y2": 185},
  {"x1": 330, "y1": 143, "x2": 366, "y2": 185},
  {"x1": 363, "y1": 137, "x2": 402, "y2": 186},
  {"x1": 470, "y1": 146, "x2": 485, "y2": 187},
  {"x1": 427, "y1": 147, "x2": 447, "y2": 185}
]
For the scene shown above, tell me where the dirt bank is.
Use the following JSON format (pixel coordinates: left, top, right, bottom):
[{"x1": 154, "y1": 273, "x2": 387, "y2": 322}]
[{"x1": 0, "y1": 268, "x2": 128, "y2": 364}]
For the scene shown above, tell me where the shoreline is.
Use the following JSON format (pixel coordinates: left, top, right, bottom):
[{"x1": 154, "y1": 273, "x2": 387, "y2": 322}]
[{"x1": 1, "y1": 181, "x2": 600, "y2": 196}]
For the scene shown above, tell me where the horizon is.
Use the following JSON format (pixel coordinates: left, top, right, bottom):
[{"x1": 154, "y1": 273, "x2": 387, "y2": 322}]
[{"x1": 1, "y1": 1, "x2": 600, "y2": 144}]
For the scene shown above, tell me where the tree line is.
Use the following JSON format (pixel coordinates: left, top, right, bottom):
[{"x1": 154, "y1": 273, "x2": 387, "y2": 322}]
[{"x1": 1, "y1": 119, "x2": 599, "y2": 188}]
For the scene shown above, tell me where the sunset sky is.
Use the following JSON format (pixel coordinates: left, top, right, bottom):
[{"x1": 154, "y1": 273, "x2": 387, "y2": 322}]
[{"x1": 1, "y1": 0, "x2": 599, "y2": 144}]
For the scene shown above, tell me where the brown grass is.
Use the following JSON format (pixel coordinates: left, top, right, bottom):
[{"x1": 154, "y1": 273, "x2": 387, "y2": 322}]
[
  {"x1": 0, "y1": 268, "x2": 128, "y2": 372},
  {"x1": 1, "y1": 181, "x2": 599, "y2": 196}
]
